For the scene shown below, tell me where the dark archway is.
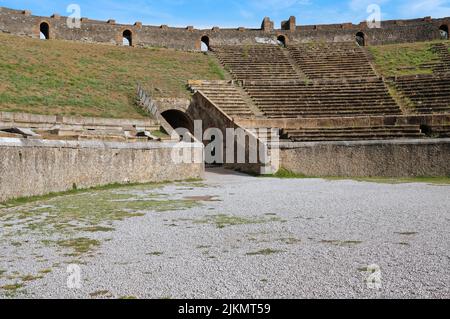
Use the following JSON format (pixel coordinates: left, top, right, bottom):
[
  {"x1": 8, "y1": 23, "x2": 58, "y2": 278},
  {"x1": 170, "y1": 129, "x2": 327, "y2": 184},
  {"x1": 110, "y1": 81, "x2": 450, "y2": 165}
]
[
  {"x1": 40, "y1": 22, "x2": 49, "y2": 40},
  {"x1": 356, "y1": 32, "x2": 365, "y2": 46},
  {"x1": 439, "y1": 25, "x2": 449, "y2": 40},
  {"x1": 161, "y1": 110, "x2": 193, "y2": 133},
  {"x1": 123, "y1": 30, "x2": 132, "y2": 46},
  {"x1": 201, "y1": 35, "x2": 210, "y2": 52},
  {"x1": 277, "y1": 35, "x2": 286, "y2": 47}
]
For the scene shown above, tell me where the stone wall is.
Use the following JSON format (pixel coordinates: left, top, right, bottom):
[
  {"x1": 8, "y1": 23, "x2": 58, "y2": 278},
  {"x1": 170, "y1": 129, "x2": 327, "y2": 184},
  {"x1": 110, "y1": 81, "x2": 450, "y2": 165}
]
[
  {"x1": 188, "y1": 91, "x2": 270, "y2": 174},
  {"x1": 0, "y1": 6, "x2": 448, "y2": 50},
  {"x1": 280, "y1": 139, "x2": 450, "y2": 177},
  {"x1": 0, "y1": 111, "x2": 159, "y2": 131},
  {"x1": 0, "y1": 138, "x2": 204, "y2": 202}
]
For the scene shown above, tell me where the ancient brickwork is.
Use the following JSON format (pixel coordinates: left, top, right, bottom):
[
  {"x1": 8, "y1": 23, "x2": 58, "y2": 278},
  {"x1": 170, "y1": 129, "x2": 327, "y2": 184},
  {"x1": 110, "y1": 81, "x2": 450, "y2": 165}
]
[{"x1": 0, "y1": 6, "x2": 449, "y2": 50}]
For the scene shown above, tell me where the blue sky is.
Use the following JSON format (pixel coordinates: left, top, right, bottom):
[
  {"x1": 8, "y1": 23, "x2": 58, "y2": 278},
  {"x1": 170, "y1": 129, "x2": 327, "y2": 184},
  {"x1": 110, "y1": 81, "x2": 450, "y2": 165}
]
[{"x1": 1, "y1": 0, "x2": 450, "y2": 28}]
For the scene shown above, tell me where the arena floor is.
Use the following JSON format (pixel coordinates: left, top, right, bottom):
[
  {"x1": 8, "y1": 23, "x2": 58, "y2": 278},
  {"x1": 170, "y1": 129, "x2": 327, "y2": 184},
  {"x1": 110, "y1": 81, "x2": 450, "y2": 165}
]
[{"x1": 0, "y1": 168, "x2": 449, "y2": 299}]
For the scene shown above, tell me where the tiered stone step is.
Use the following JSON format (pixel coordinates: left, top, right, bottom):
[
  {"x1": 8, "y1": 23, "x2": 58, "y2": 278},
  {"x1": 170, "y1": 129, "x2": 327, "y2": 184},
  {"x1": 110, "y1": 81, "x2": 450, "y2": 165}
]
[
  {"x1": 189, "y1": 81, "x2": 256, "y2": 117},
  {"x1": 393, "y1": 74, "x2": 450, "y2": 114},
  {"x1": 244, "y1": 78, "x2": 401, "y2": 118},
  {"x1": 34, "y1": 128, "x2": 154, "y2": 142},
  {"x1": 212, "y1": 45, "x2": 299, "y2": 81},
  {"x1": 282, "y1": 125, "x2": 425, "y2": 142},
  {"x1": 429, "y1": 124, "x2": 450, "y2": 137},
  {"x1": 288, "y1": 42, "x2": 377, "y2": 79},
  {"x1": 431, "y1": 43, "x2": 450, "y2": 74},
  {"x1": 0, "y1": 112, "x2": 165, "y2": 142}
]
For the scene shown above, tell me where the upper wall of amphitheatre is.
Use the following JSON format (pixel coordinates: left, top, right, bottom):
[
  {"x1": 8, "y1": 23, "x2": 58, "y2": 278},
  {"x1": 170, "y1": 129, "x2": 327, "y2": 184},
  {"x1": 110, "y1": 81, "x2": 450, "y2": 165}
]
[{"x1": 0, "y1": 6, "x2": 449, "y2": 50}]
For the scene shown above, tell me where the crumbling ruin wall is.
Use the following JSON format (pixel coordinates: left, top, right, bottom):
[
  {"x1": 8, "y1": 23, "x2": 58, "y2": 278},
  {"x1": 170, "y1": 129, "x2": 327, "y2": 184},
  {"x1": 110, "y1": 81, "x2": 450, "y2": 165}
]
[{"x1": 0, "y1": 6, "x2": 448, "y2": 50}]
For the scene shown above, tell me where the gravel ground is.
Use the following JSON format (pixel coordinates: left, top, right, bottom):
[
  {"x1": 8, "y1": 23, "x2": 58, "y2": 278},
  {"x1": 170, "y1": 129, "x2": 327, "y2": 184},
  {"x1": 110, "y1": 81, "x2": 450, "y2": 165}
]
[{"x1": 0, "y1": 167, "x2": 449, "y2": 299}]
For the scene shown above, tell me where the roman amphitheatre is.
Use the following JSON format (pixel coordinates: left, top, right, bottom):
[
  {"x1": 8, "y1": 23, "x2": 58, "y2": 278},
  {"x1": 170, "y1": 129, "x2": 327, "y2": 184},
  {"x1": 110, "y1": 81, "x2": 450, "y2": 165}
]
[{"x1": 0, "y1": 6, "x2": 449, "y2": 299}]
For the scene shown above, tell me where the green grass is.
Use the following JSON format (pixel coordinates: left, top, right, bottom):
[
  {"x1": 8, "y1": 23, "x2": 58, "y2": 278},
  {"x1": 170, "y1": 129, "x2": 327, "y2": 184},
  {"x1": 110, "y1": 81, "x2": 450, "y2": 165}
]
[
  {"x1": 0, "y1": 33, "x2": 226, "y2": 118},
  {"x1": 325, "y1": 176, "x2": 450, "y2": 185},
  {"x1": 263, "y1": 168, "x2": 450, "y2": 185},
  {"x1": 0, "y1": 179, "x2": 201, "y2": 208},
  {"x1": 193, "y1": 214, "x2": 284, "y2": 229},
  {"x1": 368, "y1": 41, "x2": 449, "y2": 77},
  {"x1": 20, "y1": 274, "x2": 44, "y2": 282},
  {"x1": 1, "y1": 283, "x2": 24, "y2": 291},
  {"x1": 0, "y1": 180, "x2": 206, "y2": 259},
  {"x1": 261, "y1": 168, "x2": 310, "y2": 179},
  {"x1": 57, "y1": 238, "x2": 101, "y2": 256}
]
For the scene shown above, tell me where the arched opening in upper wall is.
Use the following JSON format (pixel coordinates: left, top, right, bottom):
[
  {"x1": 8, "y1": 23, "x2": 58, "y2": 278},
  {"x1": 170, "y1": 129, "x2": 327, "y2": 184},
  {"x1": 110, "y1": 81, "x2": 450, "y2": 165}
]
[
  {"x1": 439, "y1": 25, "x2": 449, "y2": 40},
  {"x1": 201, "y1": 36, "x2": 210, "y2": 52},
  {"x1": 277, "y1": 35, "x2": 287, "y2": 47},
  {"x1": 356, "y1": 32, "x2": 365, "y2": 46},
  {"x1": 40, "y1": 22, "x2": 49, "y2": 40},
  {"x1": 161, "y1": 110, "x2": 194, "y2": 133},
  {"x1": 123, "y1": 30, "x2": 132, "y2": 46}
]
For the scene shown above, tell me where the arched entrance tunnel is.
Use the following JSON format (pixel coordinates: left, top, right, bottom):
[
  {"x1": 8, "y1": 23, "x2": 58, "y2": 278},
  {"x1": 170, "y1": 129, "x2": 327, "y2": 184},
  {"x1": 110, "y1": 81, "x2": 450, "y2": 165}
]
[
  {"x1": 40, "y1": 22, "x2": 49, "y2": 40},
  {"x1": 161, "y1": 109, "x2": 194, "y2": 133}
]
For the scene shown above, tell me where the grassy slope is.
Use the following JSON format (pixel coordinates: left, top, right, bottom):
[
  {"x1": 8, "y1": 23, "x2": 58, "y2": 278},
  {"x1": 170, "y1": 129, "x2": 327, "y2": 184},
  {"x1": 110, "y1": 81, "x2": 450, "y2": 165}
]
[
  {"x1": 0, "y1": 33, "x2": 225, "y2": 119},
  {"x1": 368, "y1": 40, "x2": 450, "y2": 77}
]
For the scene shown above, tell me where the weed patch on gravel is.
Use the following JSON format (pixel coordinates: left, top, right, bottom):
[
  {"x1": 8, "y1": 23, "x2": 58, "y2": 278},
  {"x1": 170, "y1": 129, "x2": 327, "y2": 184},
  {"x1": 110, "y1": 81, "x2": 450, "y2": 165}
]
[
  {"x1": 193, "y1": 214, "x2": 284, "y2": 229},
  {"x1": 0, "y1": 182, "x2": 202, "y2": 259},
  {"x1": 147, "y1": 251, "x2": 164, "y2": 256},
  {"x1": 56, "y1": 238, "x2": 101, "y2": 256},
  {"x1": 278, "y1": 237, "x2": 301, "y2": 245},
  {"x1": 246, "y1": 249, "x2": 284, "y2": 256},
  {"x1": 320, "y1": 240, "x2": 363, "y2": 247},
  {"x1": 395, "y1": 232, "x2": 418, "y2": 236},
  {"x1": 90, "y1": 290, "x2": 112, "y2": 298}
]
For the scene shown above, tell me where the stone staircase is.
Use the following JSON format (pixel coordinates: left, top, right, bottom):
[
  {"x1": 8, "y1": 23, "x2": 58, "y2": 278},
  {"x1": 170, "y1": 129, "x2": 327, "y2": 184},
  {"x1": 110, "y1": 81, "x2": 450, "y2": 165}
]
[
  {"x1": 287, "y1": 42, "x2": 377, "y2": 79},
  {"x1": 244, "y1": 78, "x2": 401, "y2": 118},
  {"x1": 431, "y1": 43, "x2": 450, "y2": 74},
  {"x1": 188, "y1": 80, "x2": 260, "y2": 118},
  {"x1": 282, "y1": 125, "x2": 425, "y2": 142},
  {"x1": 428, "y1": 124, "x2": 450, "y2": 137},
  {"x1": 393, "y1": 74, "x2": 450, "y2": 114},
  {"x1": 212, "y1": 45, "x2": 299, "y2": 81}
]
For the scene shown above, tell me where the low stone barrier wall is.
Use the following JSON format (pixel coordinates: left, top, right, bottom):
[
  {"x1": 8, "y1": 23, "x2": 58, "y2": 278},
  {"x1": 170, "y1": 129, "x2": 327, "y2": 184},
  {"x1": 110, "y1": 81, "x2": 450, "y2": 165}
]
[
  {"x1": 280, "y1": 139, "x2": 450, "y2": 177},
  {"x1": 189, "y1": 91, "x2": 272, "y2": 174},
  {"x1": 0, "y1": 138, "x2": 204, "y2": 202},
  {"x1": 0, "y1": 111, "x2": 159, "y2": 131},
  {"x1": 237, "y1": 114, "x2": 450, "y2": 130}
]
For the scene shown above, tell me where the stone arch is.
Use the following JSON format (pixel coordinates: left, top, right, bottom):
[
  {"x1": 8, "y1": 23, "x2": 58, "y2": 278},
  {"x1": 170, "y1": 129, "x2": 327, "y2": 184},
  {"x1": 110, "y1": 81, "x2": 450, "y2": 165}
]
[
  {"x1": 40, "y1": 21, "x2": 50, "y2": 40},
  {"x1": 439, "y1": 24, "x2": 449, "y2": 40},
  {"x1": 161, "y1": 109, "x2": 194, "y2": 133},
  {"x1": 277, "y1": 34, "x2": 287, "y2": 47},
  {"x1": 201, "y1": 35, "x2": 210, "y2": 52},
  {"x1": 122, "y1": 29, "x2": 133, "y2": 46},
  {"x1": 356, "y1": 32, "x2": 365, "y2": 46}
]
